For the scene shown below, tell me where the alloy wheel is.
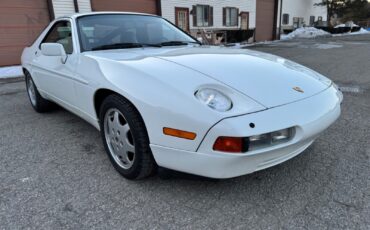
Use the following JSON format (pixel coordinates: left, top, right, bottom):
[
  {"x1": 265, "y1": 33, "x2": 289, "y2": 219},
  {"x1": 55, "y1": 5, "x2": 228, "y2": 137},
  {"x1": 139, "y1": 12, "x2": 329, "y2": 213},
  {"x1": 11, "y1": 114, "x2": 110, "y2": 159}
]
[{"x1": 104, "y1": 108, "x2": 136, "y2": 169}]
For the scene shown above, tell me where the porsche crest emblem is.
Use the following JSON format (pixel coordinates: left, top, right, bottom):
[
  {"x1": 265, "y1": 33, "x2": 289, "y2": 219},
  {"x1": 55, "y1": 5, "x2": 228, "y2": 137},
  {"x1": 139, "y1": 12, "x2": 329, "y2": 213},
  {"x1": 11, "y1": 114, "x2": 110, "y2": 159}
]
[{"x1": 293, "y1": 86, "x2": 304, "y2": 93}]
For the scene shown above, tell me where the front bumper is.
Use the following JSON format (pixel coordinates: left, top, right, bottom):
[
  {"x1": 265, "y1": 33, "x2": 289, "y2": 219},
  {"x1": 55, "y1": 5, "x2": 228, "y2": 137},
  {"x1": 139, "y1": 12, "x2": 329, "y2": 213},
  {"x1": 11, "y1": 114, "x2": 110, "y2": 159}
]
[{"x1": 151, "y1": 86, "x2": 342, "y2": 178}]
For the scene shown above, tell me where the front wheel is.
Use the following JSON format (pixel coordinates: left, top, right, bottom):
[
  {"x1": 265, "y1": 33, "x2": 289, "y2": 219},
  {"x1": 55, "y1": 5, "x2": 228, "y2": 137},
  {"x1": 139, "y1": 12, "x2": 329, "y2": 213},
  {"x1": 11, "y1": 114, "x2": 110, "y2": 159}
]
[
  {"x1": 25, "y1": 72, "x2": 53, "y2": 113},
  {"x1": 99, "y1": 95, "x2": 157, "y2": 179}
]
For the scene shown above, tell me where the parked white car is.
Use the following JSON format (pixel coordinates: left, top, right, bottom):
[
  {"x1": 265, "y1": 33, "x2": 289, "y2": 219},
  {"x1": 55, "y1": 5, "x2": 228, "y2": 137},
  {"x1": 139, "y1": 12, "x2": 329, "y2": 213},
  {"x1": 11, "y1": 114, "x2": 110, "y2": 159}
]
[{"x1": 21, "y1": 12, "x2": 342, "y2": 179}]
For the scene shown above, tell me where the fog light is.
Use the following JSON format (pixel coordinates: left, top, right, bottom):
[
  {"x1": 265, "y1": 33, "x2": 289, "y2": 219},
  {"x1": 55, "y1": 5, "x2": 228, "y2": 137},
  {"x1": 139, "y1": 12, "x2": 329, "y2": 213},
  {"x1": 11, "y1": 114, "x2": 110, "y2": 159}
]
[
  {"x1": 248, "y1": 128, "x2": 293, "y2": 151},
  {"x1": 271, "y1": 129, "x2": 291, "y2": 143}
]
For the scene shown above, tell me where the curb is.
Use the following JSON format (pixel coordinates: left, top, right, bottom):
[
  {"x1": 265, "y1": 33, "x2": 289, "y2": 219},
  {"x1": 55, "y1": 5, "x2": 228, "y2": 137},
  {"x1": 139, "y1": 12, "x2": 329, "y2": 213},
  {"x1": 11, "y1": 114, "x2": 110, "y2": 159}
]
[{"x1": 0, "y1": 76, "x2": 24, "y2": 84}]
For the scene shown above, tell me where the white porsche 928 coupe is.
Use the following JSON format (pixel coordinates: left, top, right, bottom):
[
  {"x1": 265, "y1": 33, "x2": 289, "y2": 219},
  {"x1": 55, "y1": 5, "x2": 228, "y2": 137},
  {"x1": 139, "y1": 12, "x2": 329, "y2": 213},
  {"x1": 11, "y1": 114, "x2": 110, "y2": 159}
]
[{"x1": 21, "y1": 12, "x2": 342, "y2": 179}]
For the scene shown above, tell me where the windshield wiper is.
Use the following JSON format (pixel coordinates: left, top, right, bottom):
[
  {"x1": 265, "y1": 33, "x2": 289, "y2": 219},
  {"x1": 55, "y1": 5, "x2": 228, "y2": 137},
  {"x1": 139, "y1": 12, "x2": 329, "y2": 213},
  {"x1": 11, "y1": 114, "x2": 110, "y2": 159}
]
[
  {"x1": 91, "y1": 42, "x2": 161, "y2": 51},
  {"x1": 157, "y1": 41, "x2": 199, "y2": 47}
]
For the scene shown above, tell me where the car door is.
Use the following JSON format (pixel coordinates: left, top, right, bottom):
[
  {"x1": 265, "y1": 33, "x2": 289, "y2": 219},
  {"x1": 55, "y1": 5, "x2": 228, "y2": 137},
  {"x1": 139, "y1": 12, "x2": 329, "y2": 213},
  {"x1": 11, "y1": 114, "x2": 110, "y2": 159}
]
[{"x1": 31, "y1": 20, "x2": 79, "y2": 108}]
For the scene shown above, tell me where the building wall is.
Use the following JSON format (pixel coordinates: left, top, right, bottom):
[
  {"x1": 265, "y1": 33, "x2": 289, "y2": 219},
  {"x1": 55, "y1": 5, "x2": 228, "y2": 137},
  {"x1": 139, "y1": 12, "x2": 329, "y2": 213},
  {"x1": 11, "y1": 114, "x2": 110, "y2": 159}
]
[
  {"x1": 0, "y1": 0, "x2": 50, "y2": 66},
  {"x1": 91, "y1": 0, "x2": 158, "y2": 14},
  {"x1": 77, "y1": 0, "x2": 92, "y2": 13},
  {"x1": 52, "y1": 0, "x2": 91, "y2": 18},
  {"x1": 281, "y1": 0, "x2": 327, "y2": 27},
  {"x1": 161, "y1": 0, "x2": 257, "y2": 29},
  {"x1": 52, "y1": 0, "x2": 75, "y2": 17}
]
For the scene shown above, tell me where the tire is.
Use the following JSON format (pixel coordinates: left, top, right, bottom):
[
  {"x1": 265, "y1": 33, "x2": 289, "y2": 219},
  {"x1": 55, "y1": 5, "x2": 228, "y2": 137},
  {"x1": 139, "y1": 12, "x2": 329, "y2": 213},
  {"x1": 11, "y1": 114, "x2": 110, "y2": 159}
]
[
  {"x1": 25, "y1": 72, "x2": 53, "y2": 113},
  {"x1": 99, "y1": 94, "x2": 157, "y2": 179}
]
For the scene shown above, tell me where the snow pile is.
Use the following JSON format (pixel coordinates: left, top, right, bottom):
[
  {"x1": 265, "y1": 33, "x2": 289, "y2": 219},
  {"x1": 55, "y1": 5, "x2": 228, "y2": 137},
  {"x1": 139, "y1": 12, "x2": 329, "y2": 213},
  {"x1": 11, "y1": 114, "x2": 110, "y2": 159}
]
[
  {"x1": 335, "y1": 23, "x2": 360, "y2": 28},
  {"x1": 351, "y1": 28, "x2": 369, "y2": 35},
  {"x1": 281, "y1": 27, "x2": 331, "y2": 40},
  {"x1": 333, "y1": 27, "x2": 369, "y2": 37},
  {"x1": 334, "y1": 24, "x2": 346, "y2": 28},
  {"x1": 0, "y1": 65, "x2": 23, "y2": 79}
]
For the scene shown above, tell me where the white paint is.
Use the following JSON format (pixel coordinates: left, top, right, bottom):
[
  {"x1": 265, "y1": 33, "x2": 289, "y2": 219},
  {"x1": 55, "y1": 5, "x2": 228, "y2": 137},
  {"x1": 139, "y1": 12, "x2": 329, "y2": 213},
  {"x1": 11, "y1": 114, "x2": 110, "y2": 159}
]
[
  {"x1": 21, "y1": 13, "x2": 342, "y2": 179},
  {"x1": 161, "y1": 0, "x2": 257, "y2": 29}
]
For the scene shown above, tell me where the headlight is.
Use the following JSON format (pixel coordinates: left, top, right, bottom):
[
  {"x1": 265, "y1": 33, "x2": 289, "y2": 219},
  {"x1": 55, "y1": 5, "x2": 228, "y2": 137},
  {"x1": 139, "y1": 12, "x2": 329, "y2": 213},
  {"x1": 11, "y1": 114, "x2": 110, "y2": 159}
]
[{"x1": 195, "y1": 88, "x2": 232, "y2": 112}]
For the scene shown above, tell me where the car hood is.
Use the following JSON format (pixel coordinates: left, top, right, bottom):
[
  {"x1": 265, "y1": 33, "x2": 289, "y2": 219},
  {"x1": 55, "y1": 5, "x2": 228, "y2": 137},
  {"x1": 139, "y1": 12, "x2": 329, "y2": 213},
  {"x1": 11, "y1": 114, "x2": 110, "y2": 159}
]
[{"x1": 85, "y1": 46, "x2": 332, "y2": 108}]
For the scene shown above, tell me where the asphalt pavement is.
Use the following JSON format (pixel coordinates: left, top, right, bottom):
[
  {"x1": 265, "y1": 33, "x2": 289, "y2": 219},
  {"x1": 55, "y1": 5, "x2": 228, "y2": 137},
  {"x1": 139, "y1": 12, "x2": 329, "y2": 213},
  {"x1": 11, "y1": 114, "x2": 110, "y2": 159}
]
[{"x1": 0, "y1": 34, "x2": 369, "y2": 229}]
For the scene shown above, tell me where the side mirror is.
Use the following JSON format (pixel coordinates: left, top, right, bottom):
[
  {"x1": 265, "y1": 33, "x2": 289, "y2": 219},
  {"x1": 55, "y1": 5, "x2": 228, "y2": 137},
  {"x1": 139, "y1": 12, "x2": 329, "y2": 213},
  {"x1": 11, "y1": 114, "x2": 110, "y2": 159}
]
[{"x1": 41, "y1": 43, "x2": 67, "y2": 64}]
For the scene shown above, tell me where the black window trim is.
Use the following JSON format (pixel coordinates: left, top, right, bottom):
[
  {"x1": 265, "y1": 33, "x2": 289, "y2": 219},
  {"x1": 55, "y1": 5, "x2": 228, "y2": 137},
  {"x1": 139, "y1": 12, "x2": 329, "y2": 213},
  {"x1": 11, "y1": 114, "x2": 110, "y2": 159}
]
[{"x1": 39, "y1": 19, "x2": 74, "y2": 54}]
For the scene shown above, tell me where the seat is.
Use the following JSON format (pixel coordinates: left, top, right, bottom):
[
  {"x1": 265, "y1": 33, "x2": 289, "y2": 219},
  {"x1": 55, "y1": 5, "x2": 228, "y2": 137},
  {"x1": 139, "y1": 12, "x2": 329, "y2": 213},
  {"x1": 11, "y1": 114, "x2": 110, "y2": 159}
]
[{"x1": 120, "y1": 30, "x2": 138, "y2": 44}]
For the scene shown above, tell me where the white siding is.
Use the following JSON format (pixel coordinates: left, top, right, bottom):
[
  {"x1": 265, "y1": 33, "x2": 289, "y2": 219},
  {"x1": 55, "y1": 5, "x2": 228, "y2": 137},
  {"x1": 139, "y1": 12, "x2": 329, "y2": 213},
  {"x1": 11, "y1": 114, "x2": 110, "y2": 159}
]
[
  {"x1": 281, "y1": 0, "x2": 327, "y2": 27},
  {"x1": 161, "y1": 0, "x2": 256, "y2": 29},
  {"x1": 52, "y1": 0, "x2": 76, "y2": 17},
  {"x1": 53, "y1": 0, "x2": 92, "y2": 18},
  {"x1": 77, "y1": 0, "x2": 92, "y2": 13}
]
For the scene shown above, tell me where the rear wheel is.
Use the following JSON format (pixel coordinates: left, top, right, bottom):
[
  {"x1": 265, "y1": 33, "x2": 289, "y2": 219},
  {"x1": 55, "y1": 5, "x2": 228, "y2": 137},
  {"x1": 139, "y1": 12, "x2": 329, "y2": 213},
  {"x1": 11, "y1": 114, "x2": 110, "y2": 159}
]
[
  {"x1": 25, "y1": 72, "x2": 53, "y2": 113},
  {"x1": 99, "y1": 94, "x2": 156, "y2": 179}
]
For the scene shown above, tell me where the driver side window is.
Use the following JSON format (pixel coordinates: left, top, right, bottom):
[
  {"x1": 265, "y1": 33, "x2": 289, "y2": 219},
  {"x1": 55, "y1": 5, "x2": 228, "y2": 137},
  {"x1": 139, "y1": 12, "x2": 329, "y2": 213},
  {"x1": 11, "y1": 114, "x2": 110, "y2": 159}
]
[{"x1": 41, "y1": 21, "x2": 73, "y2": 54}]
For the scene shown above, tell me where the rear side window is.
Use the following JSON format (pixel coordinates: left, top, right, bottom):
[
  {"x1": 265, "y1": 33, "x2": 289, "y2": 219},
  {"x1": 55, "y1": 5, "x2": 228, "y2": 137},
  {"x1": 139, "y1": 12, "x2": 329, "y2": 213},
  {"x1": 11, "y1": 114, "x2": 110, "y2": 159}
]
[{"x1": 41, "y1": 21, "x2": 73, "y2": 54}]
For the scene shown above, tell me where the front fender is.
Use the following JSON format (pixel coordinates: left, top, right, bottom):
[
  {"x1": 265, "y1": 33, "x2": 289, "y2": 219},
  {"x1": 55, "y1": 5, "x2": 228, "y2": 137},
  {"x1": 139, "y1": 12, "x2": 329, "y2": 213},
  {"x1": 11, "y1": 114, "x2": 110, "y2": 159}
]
[{"x1": 85, "y1": 55, "x2": 265, "y2": 151}]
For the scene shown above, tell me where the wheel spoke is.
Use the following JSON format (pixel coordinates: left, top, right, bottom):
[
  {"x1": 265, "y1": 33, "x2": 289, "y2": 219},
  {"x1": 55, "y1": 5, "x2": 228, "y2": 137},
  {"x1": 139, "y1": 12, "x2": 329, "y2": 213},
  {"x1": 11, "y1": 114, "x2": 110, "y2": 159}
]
[
  {"x1": 119, "y1": 124, "x2": 130, "y2": 136},
  {"x1": 27, "y1": 78, "x2": 37, "y2": 106},
  {"x1": 113, "y1": 111, "x2": 120, "y2": 128},
  {"x1": 107, "y1": 115, "x2": 114, "y2": 132},
  {"x1": 124, "y1": 139, "x2": 135, "y2": 154},
  {"x1": 104, "y1": 108, "x2": 135, "y2": 169},
  {"x1": 120, "y1": 151, "x2": 131, "y2": 164}
]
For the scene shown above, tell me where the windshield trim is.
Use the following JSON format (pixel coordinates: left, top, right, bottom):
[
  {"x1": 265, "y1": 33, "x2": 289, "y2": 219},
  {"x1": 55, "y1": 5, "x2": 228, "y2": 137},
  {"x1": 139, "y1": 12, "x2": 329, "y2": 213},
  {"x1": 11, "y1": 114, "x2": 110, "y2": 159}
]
[{"x1": 76, "y1": 13, "x2": 201, "y2": 53}]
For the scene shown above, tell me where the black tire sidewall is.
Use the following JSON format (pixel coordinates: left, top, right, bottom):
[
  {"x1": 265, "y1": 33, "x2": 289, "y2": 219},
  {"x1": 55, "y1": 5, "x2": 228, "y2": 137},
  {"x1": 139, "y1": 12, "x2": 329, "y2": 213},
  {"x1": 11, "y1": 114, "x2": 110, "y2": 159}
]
[
  {"x1": 99, "y1": 95, "x2": 153, "y2": 179},
  {"x1": 25, "y1": 74, "x2": 38, "y2": 108},
  {"x1": 25, "y1": 72, "x2": 53, "y2": 113}
]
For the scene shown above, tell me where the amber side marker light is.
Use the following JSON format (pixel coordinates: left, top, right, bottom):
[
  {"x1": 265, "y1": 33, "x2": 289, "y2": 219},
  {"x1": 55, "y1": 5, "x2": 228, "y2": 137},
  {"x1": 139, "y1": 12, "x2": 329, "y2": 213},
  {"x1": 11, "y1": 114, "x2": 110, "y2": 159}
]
[
  {"x1": 163, "y1": 127, "x2": 197, "y2": 140},
  {"x1": 213, "y1": 137, "x2": 246, "y2": 153}
]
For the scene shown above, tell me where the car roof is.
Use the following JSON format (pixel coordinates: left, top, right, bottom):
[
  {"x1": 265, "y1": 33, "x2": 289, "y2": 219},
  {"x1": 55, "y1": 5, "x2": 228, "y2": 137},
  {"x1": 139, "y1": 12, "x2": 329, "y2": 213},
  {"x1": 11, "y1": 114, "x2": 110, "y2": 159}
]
[{"x1": 56, "y1": 11, "x2": 157, "y2": 20}]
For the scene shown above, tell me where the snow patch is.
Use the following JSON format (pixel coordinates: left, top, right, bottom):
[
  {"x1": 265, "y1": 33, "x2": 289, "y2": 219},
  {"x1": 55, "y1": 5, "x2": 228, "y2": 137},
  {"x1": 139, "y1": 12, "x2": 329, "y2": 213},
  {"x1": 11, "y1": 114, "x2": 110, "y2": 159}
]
[
  {"x1": 350, "y1": 28, "x2": 369, "y2": 35},
  {"x1": 333, "y1": 28, "x2": 369, "y2": 37},
  {"x1": 281, "y1": 27, "x2": 331, "y2": 40},
  {"x1": 226, "y1": 40, "x2": 275, "y2": 49},
  {"x1": 334, "y1": 24, "x2": 346, "y2": 28},
  {"x1": 0, "y1": 65, "x2": 23, "y2": 79},
  {"x1": 313, "y1": 43, "x2": 343, "y2": 49},
  {"x1": 335, "y1": 23, "x2": 359, "y2": 28}
]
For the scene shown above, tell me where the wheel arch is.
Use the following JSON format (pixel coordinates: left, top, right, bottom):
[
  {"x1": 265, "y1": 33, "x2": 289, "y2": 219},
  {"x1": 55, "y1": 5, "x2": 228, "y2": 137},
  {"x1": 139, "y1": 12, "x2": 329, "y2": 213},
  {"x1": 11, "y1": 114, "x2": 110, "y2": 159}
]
[
  {"x1": 22, "y1": 67, "x2": 30, "y2": 76},
  {"x1": 93, "y1": 88, "x2": 144, "y2": 122}
]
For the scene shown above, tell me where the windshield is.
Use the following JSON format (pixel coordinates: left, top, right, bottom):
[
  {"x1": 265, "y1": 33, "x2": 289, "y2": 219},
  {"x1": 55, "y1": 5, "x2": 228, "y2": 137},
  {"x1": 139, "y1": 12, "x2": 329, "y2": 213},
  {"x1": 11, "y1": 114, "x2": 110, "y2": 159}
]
[{"x1": 77, "y1": 14, "x2": 199, "y2": 51}]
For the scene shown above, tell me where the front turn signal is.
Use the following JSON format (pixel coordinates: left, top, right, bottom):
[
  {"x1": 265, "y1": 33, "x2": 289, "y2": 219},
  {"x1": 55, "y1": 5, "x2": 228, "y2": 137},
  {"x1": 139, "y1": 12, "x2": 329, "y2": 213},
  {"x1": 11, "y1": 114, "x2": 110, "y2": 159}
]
[
  {"x1": 213, "y1": 137, "x2": 245, "y2": 153},
  {"x1": 163, "y1": 127, "x2": 197, "y2": 140}
]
